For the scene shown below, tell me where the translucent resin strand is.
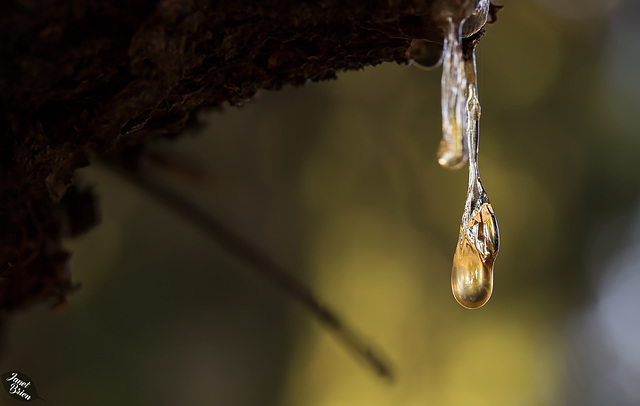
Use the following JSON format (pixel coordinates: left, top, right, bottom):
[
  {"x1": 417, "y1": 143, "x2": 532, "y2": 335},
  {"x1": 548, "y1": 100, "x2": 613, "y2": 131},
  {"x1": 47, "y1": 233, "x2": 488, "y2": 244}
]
[{"x1": 451, "y1": 44, "x2": 500, "y2": 309}]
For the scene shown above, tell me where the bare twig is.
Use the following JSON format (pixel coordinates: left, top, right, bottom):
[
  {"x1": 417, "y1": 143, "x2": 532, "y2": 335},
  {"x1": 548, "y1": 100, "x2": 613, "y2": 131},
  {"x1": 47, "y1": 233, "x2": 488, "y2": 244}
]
[{"x1": 104, "y1": 159, "x2": 395, "y2": 381}]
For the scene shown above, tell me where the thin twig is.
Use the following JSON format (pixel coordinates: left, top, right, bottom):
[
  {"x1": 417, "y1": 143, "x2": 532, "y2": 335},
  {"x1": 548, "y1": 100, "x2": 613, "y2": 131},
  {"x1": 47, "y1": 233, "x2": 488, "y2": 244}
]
[{"x1": 104, "y1": 160, "x2": 395, "y2": 381}]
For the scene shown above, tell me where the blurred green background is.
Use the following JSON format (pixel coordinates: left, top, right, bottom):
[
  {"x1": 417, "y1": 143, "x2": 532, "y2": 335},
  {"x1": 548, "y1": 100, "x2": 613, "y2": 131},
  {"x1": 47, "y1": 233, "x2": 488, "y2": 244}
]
[{"x1": 3, "y1": 0, "x2": 640, "y2": 404}]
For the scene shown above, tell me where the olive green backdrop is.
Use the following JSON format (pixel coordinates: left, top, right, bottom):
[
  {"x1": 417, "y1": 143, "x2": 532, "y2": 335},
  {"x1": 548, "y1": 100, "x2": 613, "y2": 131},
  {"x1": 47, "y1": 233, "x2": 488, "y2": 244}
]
[{"x1": 3, "y1": 0, "x2": 640, "y2": 405}]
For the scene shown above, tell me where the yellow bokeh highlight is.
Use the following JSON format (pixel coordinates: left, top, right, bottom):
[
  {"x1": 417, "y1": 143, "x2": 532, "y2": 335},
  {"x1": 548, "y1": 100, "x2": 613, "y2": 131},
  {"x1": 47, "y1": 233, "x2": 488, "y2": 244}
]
[{"x1": 281, "y1": 208, "x2": 443, "y2": 406}]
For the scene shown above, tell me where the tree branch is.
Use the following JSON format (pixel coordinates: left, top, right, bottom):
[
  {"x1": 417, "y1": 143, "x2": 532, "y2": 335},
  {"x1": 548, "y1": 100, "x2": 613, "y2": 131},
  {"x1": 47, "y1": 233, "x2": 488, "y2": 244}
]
[{"x1": 105, "y1": 157, "x2": 394, "y2": 379}]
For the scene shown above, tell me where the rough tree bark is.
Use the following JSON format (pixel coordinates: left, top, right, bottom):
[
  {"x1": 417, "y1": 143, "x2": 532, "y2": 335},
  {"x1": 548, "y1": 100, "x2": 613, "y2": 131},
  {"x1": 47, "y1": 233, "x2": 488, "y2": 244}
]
[{"x1": 0, "y1": 0, "x2": 499, "y2": 314}]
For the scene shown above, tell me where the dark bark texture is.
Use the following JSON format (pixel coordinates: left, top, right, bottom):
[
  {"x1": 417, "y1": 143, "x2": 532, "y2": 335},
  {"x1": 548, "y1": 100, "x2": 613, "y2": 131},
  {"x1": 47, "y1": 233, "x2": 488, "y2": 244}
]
[{"x1": 0, "y1": 0, "x2": 499, "y2": 313}]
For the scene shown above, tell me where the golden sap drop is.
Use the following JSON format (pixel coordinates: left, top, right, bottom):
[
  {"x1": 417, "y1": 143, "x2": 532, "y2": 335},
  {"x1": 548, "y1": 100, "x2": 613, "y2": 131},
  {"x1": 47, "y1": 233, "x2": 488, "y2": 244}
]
[
  {"x1": 451, "y1": 235, "x2": 493, "y2": 309},
  {"x1": 451, "y1": 203, "x2": 499, "y2": 309}
]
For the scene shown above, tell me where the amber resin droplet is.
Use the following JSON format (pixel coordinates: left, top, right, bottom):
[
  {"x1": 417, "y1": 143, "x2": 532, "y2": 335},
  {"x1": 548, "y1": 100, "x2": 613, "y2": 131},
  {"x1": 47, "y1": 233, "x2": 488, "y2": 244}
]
[
  {"x1": 452, "y1": 204, "x2": 499, "y2": 309},
  {"x1": 450, "y1": 32, "x2": 500, "y2": 309}
]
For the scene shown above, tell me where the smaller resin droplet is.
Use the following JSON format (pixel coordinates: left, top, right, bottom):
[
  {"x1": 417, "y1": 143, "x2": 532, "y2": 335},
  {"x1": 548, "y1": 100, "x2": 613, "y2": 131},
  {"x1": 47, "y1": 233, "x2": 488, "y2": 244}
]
[{"x1": 438, "y1": 17, "x2": 467, "y2": 170}]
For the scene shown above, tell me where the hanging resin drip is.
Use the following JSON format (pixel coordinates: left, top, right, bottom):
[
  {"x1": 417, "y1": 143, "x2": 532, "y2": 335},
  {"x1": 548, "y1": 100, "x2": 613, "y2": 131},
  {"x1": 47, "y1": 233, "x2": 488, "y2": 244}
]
[
  {"x1": 451, "y1": 41, "x2": 500, "y2": 310},
  {"x1": 437, "y1": 18, "x2": 468, "y2": 170}
]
